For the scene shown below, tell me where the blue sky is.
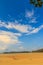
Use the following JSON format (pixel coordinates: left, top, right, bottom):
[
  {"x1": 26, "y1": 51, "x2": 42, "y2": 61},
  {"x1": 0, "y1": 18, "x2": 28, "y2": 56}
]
[{"x1": 0, "y1": 0, "x2": 43, "y2": 52}]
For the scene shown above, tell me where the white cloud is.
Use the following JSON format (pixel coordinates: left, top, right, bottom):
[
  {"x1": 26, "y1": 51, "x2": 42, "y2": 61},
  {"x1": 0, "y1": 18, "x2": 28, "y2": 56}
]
[
  {"x1": 0, "y1": 20, "x2": 43, "y2": 35},
  {"x1": 0, "y1": 30, "x2": 22, "y2": 51},
  {"x1": 18, "y1": 46, "x2": 24, "y2": 49},
  {"x1": 0, "y1": 21, "x2": 43, "y2": 52},
  {"x1": 29, "y1": 18, "x2": 37, "y2": 23},
  {"x1": 25, "y1": 10, "x2": 34, "y2": 18},
  {"x1": 0, "y1": 30, "x2": 21, "y2": 44},
  {"x1": 10, "y1": 24, "x2": 29, "y2": 33},
  {"x1": 0, "y1": 45, "x2": 7, "y2": 50},
  {"x1": 30, "y1": 25, "x2": 43, "y2": 34},
  {"x1": 0, "y1": 20, "x2": 33, "y2": 33},
  {"x1": 25, "y1": 10, "x2": 39, "y2": 24}
]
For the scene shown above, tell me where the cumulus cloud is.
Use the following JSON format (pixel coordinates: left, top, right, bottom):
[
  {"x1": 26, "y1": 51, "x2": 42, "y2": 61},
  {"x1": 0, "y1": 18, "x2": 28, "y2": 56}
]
[
  {"x1": 0, "y1": 45, "x2": 7, "y2": 50},
  {"x1": 0, "y1": 30, "x2": 22, "y2": 44},
  {"x1": 0, "y1": 30, "x2": 22, "y2": 51},
  {"x1": 18, "y1": 46, "x2": 24, "y2": 50}
]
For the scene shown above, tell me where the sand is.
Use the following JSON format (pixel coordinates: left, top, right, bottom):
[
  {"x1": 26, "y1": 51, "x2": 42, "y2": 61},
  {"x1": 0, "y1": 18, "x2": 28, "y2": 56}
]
[{"x1": 0, "y1": 53, "x2": 43, "y2": 65}]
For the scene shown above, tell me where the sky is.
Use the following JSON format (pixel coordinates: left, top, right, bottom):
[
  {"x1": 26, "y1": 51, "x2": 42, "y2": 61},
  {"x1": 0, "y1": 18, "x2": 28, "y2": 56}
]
[{"x1": 0, "y1": 0, "x2": 43, "y2": 52}]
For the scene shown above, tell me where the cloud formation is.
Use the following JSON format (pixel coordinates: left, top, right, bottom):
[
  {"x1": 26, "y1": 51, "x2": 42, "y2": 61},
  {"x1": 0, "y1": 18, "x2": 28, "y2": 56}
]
[
  {"x1": 0, "y1": 30, "x2": 22, "y2": 51},
  {"x1": 25, "y1": 10, "x2": 34, "y2": 18},
  {"x1": 25, "y1": 10, "x2": 38, "y2": 23},
  {"x1": 0, "y1": 45, "x2": 7, "y2": 50},
  {"x1": 0, "y1": 19, "x2": 43, "y2": 52},
  {"x1": 0, "y1": 20, "x2": 43, "y2": 35},
  {"x1": 31, "y1": 25, "x2": 43, "y2": 34},
  {"x1": 0, "y1": 20, "x2": 34, "y2": 33},
  {"x1": 0, "y1": 30, "x2": 21, "y2": 44}
]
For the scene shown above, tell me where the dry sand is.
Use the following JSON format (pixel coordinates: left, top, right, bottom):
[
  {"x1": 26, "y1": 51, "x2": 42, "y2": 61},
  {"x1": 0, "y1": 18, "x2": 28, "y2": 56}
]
[{"x1": 0, "y1": 53, "x2": 43, "y2": 65}]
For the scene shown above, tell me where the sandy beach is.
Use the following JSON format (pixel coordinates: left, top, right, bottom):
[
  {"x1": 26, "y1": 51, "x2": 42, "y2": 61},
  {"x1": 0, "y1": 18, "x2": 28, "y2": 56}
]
[{"x1": 0, "y1": 53, "x2": 43, "y2": 65}]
